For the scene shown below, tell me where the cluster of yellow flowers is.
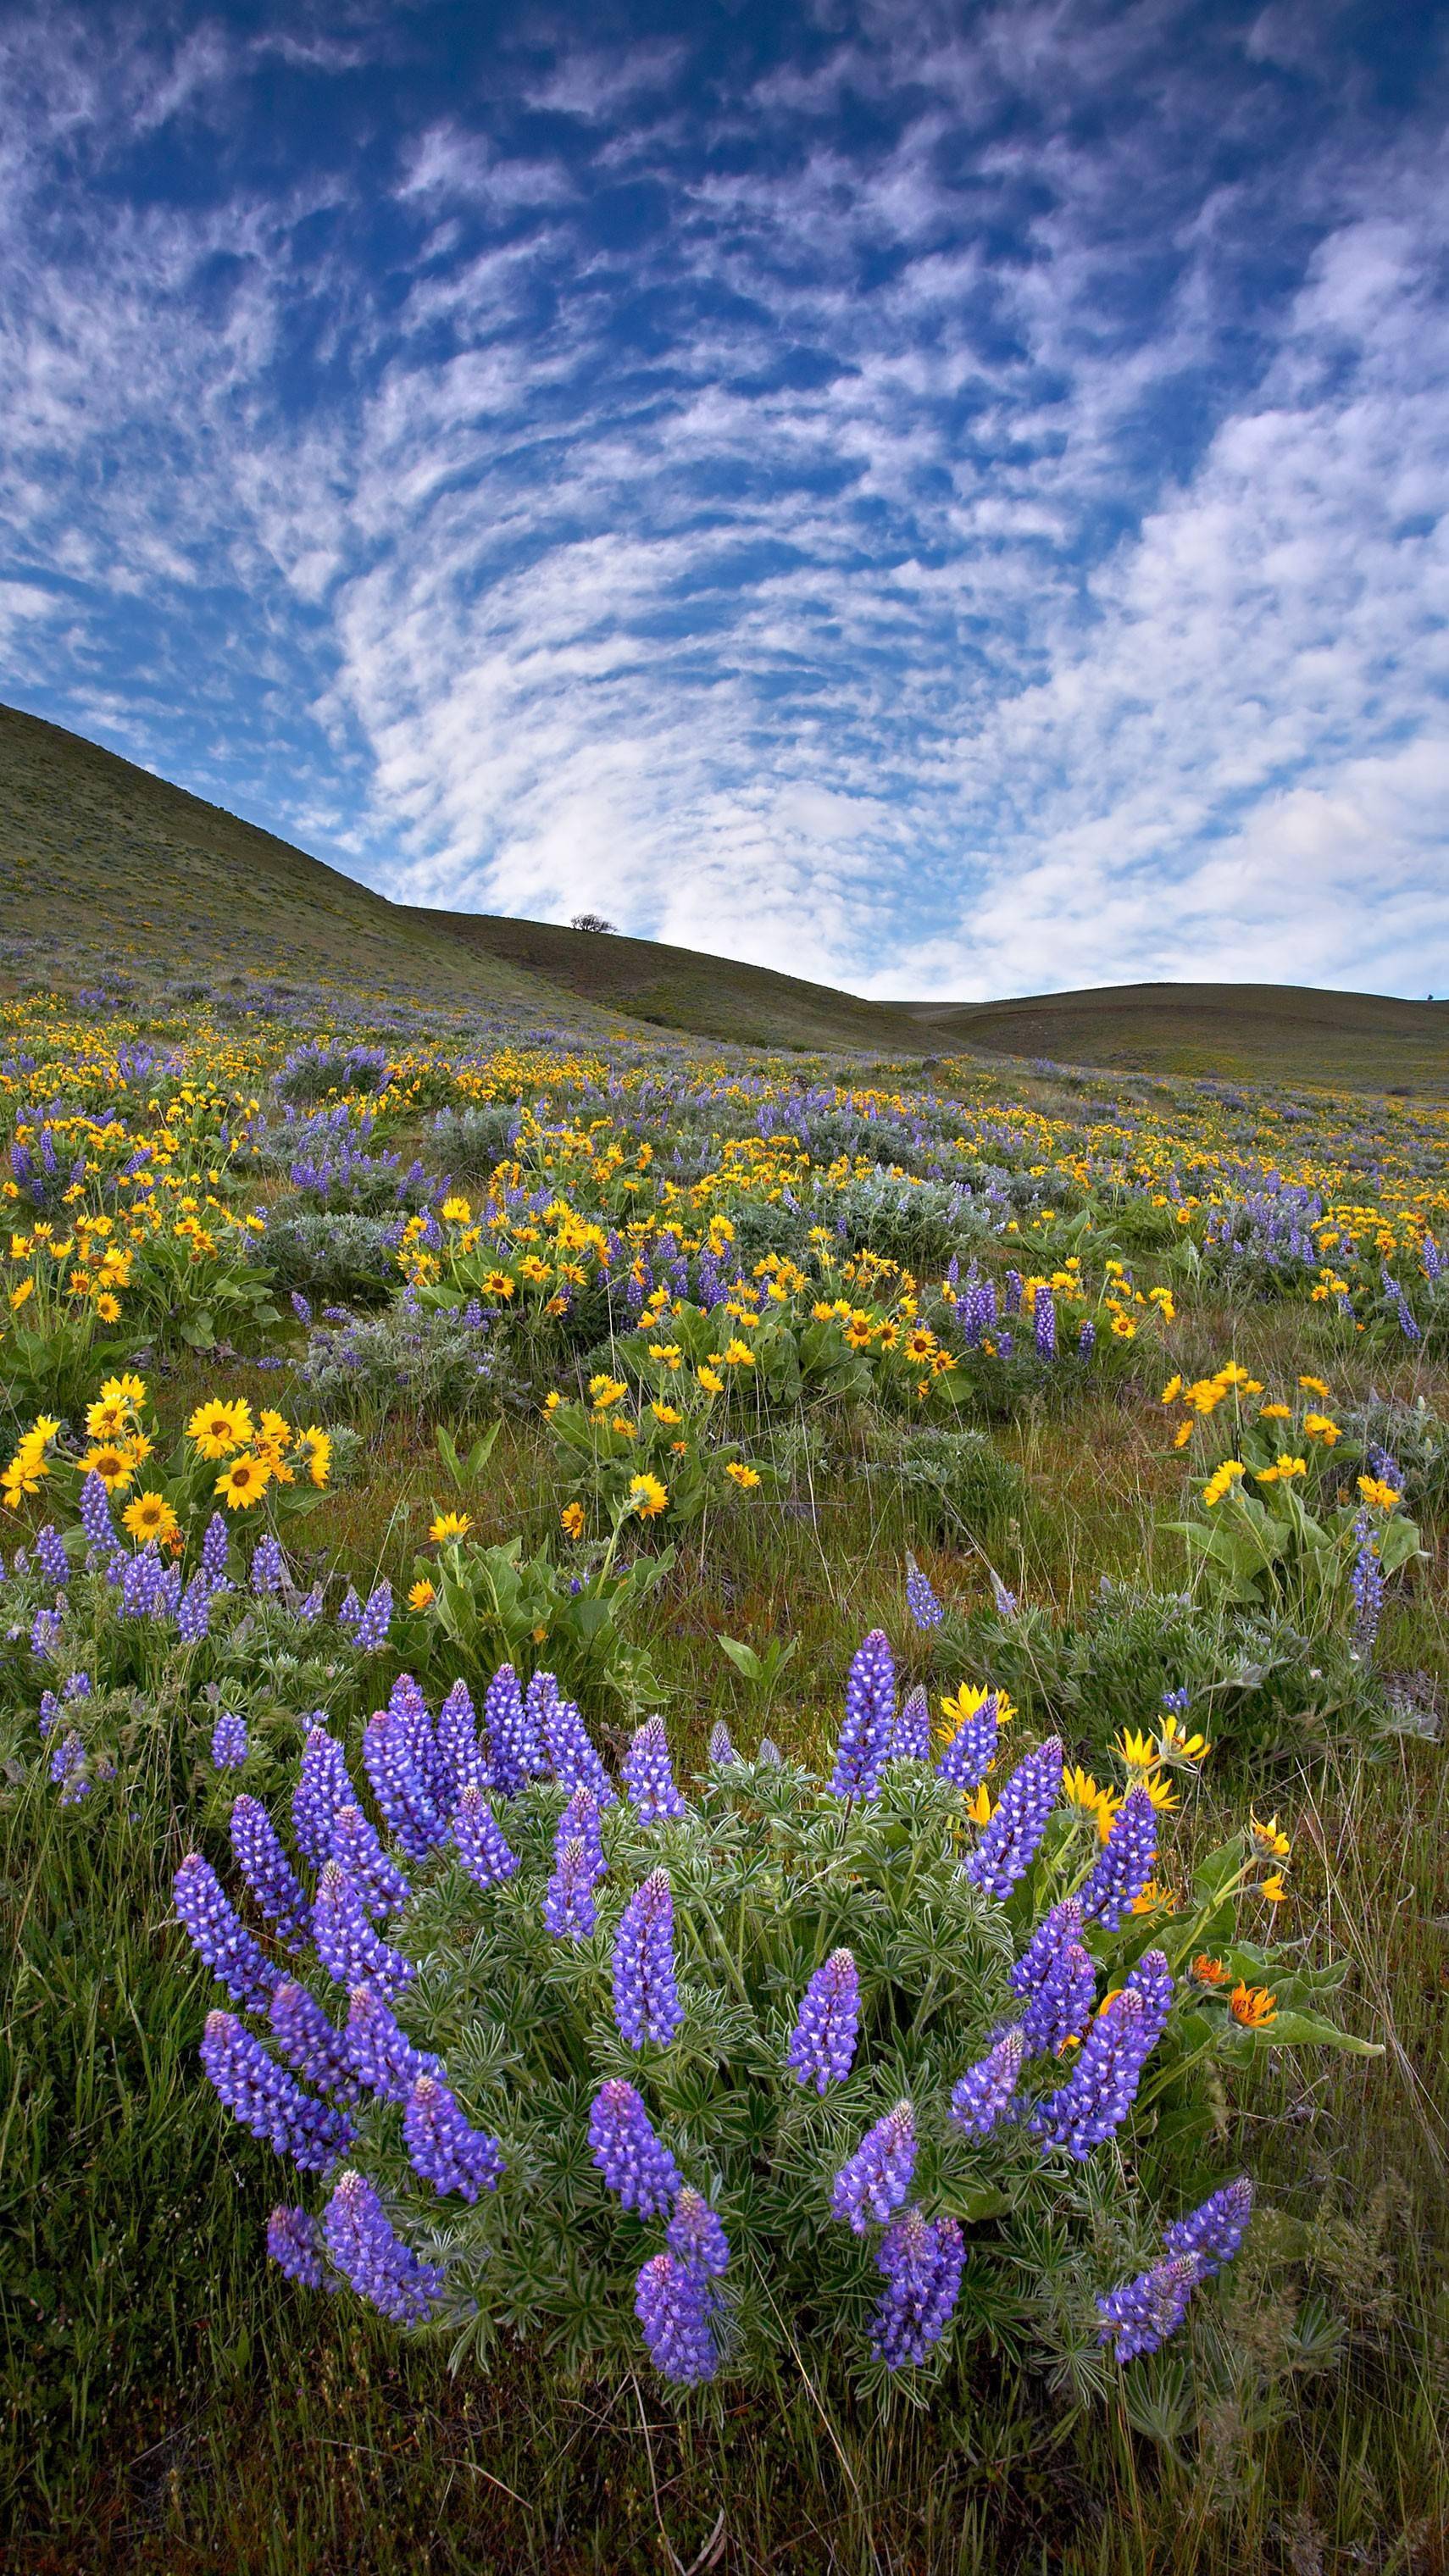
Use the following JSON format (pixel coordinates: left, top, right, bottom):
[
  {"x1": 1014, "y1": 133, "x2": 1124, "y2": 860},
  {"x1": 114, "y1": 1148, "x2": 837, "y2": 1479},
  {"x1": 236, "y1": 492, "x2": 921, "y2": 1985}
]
[{"x1": 185, "y1": 1396, "x2": 331, "y2": 1509}]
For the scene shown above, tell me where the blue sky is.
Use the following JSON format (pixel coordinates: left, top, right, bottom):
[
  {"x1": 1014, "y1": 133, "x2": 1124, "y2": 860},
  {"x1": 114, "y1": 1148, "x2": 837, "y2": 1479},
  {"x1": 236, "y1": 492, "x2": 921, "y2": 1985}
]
[{"x1": 3, "y1": 0, "x2": 1447, "y2": 1001}]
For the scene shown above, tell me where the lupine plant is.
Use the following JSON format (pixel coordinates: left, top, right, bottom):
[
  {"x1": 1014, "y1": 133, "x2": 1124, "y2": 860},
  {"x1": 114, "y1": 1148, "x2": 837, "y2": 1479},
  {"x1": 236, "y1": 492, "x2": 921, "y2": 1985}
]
[{"x1": 169, "y1": 1629, "x2": 1376, "y2": 2401}]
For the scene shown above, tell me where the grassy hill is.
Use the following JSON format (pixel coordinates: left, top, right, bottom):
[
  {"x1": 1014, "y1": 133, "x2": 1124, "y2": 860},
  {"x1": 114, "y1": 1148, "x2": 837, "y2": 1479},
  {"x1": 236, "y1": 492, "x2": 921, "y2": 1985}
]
[{"x1": 3, "y1": 697, "x2": 1446, "y2": 1088}]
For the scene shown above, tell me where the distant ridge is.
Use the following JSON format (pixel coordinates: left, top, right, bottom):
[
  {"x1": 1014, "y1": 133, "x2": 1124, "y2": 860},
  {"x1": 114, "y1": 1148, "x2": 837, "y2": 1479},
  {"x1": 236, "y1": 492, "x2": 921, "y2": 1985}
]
[{"x1": 3, "y1": 698, "x2": 1446, "y2": 1090}]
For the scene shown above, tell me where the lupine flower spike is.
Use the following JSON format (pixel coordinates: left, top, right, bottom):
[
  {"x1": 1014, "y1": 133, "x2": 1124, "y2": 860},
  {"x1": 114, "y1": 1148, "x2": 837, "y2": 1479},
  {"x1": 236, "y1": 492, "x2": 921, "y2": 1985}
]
[
  {"x1": 613, "y1": 1868, "x2": 684, "y2": 2048},
  {"x1": 621, "y1": 1716, "x2": 687, "y2": 1824},
  {"x1": 786, "y1": 1949, "x2": 861, "y2": 2094},
  {"x1": 588, "y1": 2079, "x2": 681, "y2": 2216},
  {"x1": 830, "y1": 1629, "x2": 897, "y2": 1800},
  {"x1": 870, "y1": 2208, "x2": 966, "y2": 2366},
  {"x1": 964, "y1": 1737, "x2": 1063, "y2": 1896},
  {"x1": 831, "y1": 2101, "x2": 916, "y2": 2232},
  {"x1": 323, "y1": 2171, "x2": 445, "y2": 2324}
]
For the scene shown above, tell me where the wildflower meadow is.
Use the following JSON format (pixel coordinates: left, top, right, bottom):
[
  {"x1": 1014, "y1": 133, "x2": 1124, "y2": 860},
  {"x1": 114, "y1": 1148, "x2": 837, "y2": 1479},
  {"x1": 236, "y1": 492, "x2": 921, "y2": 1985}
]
[{"x1": 2, "y1": 969, "x2": 1446, "y2": 2572}]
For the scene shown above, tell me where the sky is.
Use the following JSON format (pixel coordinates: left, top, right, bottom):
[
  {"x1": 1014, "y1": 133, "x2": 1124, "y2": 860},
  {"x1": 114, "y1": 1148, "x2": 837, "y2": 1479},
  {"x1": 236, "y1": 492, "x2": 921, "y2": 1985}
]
[{"x1": 2, "y1": 0, "x2": 1447, "y2": 1002}]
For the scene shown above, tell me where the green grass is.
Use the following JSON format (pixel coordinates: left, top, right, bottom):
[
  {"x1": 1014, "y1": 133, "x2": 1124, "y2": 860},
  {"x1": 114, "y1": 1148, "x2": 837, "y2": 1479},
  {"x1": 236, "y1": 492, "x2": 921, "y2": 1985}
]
[{"x1": 6, "y1": 695, "x2": 1446, "y2": 1089}]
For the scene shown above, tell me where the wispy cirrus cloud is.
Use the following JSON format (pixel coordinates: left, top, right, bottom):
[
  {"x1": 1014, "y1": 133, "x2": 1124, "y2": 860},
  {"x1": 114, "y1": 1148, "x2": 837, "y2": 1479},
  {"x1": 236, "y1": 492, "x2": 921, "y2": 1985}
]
[{"x1": 0, "y1": 0, "x2": 1446, "y2": 999}]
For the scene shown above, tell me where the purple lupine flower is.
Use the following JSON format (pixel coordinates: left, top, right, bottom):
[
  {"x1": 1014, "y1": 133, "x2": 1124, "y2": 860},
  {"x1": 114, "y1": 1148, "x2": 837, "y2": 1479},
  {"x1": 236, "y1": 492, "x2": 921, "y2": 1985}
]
[
  {"x1": 80, "y1": 1471, "x2": 115, "y2": 1551},
  {"x1": 119, "y1": 1547, "x2": 164, "y2": 1622},
  {"x1": 48, "y1": 1729, "x2": 89, "y2": 1798},
  {"x1": 343, "y1": 1985, "x2": 441, "y2": 2103},
  {"x1": 178, "y1": 1572, "x2": 214, "y2": 1642},
  {"x1": 991, "y1": 1572, "x2": 1019, "y2": 1618},
  {"x1": 230, "y1": 1794, "x2": 312, "y2": 1947},
  {"x1": 292, "y1": 1724, "x2": 354, "y2": 1871},
  {"x1": 290, "y1": 1290, "x2": 313, "y2": 1325},
  {"x1": 613, "y1": 1868, "x2": 684, "y2": 2049},
  {"x1": 174, "y1": 1853, "x2": 280, "y2": 2009},
  {"x1": 830, "y1": 1629, "x2": 897, "y2": 1801},
  {"x1": 1033, "y1": 1287, "x2": 1057, "y2": 1360},
  {"x1": 1029, "y1": 1953, "x2": 1172, "y2": 2160},
  {"x1": 667, "y1": 2188, "x2": 730, "y2": 2281},
  {"x1": 869, "y1": 2208, "x2": 966, "y2": 2368},
  {"x1": 622, "y1": 1716, "x2": 687, "y2": 1824},
  {"x1": 708, "y1": 1720, "x2": 737, "y2": 1765},
  {"x1": 1163, "y1": 2177, "x2": 1254, "y2": 2276},
  {"x1": 337, "y1": 1585, "x2": 363, "y2": 1635},
  {"x1": 936, "y1": 1691, "x2": 998, "y2": 1790},
  {"x1": 1350, "y1": 1511, "x2": 1384, "y2": 1655},
  {"x1": 37, "y1": 1690, "x2": 60, "y2": 1740},
  {"x1": 403, "y1": 2074, "x2": 505, "y2": 2201},
  {"x1": 435, "y1": 1679, "x2": 486, "y2": 1805},
  {"x1": 251, "y1": 1535, "x2": 287, "y2": 1596},
  {"x1": 269, "y1": 1980, "x2": 362, "y2": 2102},
  {"x1": 905, "y1": 1559, "x2": 944, "y2": 1631},
  {"x1": 211, "y1": 1710, "x2": 249, "y2": 1770},
  {"x1": 544, "y1": 1835, "x2": 598, "y2": 1940},
  {"x1": 482, "y1": 1663, "x2": 544, "y2": 1798},
  {"x1": 949, "y1": 2029, "x2": 1023, "y2": 2135},
  {"x1": 1096, "y1": 2254, "x2": 1202, "y2": 2362},
  {"x1": 313, "y1": 1863, "x2": 414, "y2": 1996},
  {"x1": 297, "y1": 1584, "x2": 325, "y2": 1623},
  {"x1": 1078, "y1": 1319, "x2": 1096, "y2": 1359},
  {"x1": 267, "y1": 2205, "x2": 327, "y2": 2289},
  {"x1": 1161, "y1": 1685, "x2": 1191, "y2": 1717},
  {"x1": 588, "y1": 2079, "x2": 682, "y2": 2216},
  {"x1": 541, "y1": 1688, "x2": 615, "y2": 1802},
  {"x1": 387, "y1": 1672, "x2": 449, "y2": 1813},
  {"x1": 635, "y1": 2252, "x2": 720, "y2": 2385},
  {"x1": 363, "y1": 1712, "x2": 446, "y2": 1861},
  {"x1": 323, "y1": 2171, "x2": 446, "y2": 2324},
  {"x1": 200, "y1": 1513, "x2": 231, "y2": 1588},
  {"x1": 354, "y1": 1581, "x2": 392, "y2": 1653},
  {"x1": 1009, "y1": 1899, "x2": 1081, "y2": 2006},
  {"x1": 450, "y1": 1784, "x2": 519, "y2": 1889},
  {"x1": 830, "y1": 2101, "x2": 916, "y2": 2233},
  {"x1": 64, "y1": 1669, "x2": 92, "y2": 1700},
  {"x1": 786, "y1": 1949, "x2": 860, "y2": 2095},
  {"x1": 1024, "y1": 1940, "x2": 1096, "y2": 2056},
  {"x1": 199, "y1": 2012, "x2": 354, "y2": 2173},
  {"x1": 330, "y1": 1802, "x2": 410, "y2": 1918},
  {"x1": 35, "y1": 1525, "x2": 69, "y2": 1587},
  {"x1": 1077, "y1": 1785, "x2": 1158, "y2": 1930},
  {"x1": 31, "y1": 1606, "x2": 62, "y2": 1658},
  {"x1": 891, "y1": 1685, "x2": 931, "y2": 1763},
  {"x1": 1003, "y1": 1268, "x2": 1023, "y2": 1314},
  {"x1": 963, "y1": 1736, "x2": 1063, "y2": 1898}
]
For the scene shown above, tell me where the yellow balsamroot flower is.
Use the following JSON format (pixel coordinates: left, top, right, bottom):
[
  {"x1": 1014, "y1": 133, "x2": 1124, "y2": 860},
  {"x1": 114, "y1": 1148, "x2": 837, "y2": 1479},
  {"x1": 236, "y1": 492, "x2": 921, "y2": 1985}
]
[
  {"x1": 963, "y1": 1781, "x2": 995, "y2": 1827},
  {"x1": 1257, "y1": 1402, "x2": 1292, "y2": 1421},
  {"x1": 1298, "y1": 1374, "x2": 1331, "y2": 1398},
  {"x1": 94, "y1": 1293, "x2": 122, "y2": 1324},
  {"x1": 80, "y1": 1442, "x2": 136, "y2": 1494},
  {"x1": 86, "y1": 1397, "x2": 132, "y2": 1439},
  {"x1": 651, "y1": 1402, "x2": 682, "y2": 1427},
  {"x1": 560, "y1": 1502, "x2": 586, "y2": 1540},
  {"x1": 697, "y1": 1366, "x2": 724, "y2": 1396},
  {"x1": 1302, "y1": 1413, "x2": 1341, "y2": 1445},
  {"x1": 408, "y1": 1579, "x2": 436, "y2": 1611},
  {"x1": 1259, "y1": 1872, "x2": 1288, "y2": 1905},
  {"x1": 298, "y1": 1427, "x2": 332, "y2": 1490},
  {"x1": 1255, "y1": 1453, "x2": 1307, "y2": 1484},
  {"x1": 8, "y1": 1279, "x2": 34, "y2": 1311},
  {"x1": 904, "y1": 1326, "x2": 937, "y2": 1363},
  {"x1": 1250, "y1": 1813, "x2": 1291, "y2": 1861},
  {"x1": 188, "y1": 1396, "x2": 253, "y2": 1459},
  {"x1": 1136, "y1": 1771, "x2": 1180, "y2": 1813},
  {"x1": 725, "y1": 1461, "x2": 761, "y2": 1489},
  {"x1": 1172, "y1": 1420, "x2": 1195, "y2": 1449},
  {"x1": 543, "y1": 1391, "x2": 564, "y2": 1413},
  {"x1": 1130, "y1": 1879, "x2": 1176, "y2": 1916},
  {"x1": 1202, "y1": 1460, "x2": 1246, "y2": 1507},
  {"x1": 1230, "y1": 1981, "x2": 1277, "y2": 2029},
  {"x1": 122, "y1": 1491, "x2": 180, "y2": 1546},
  {"x1": 647, "y1": 1343, "x2": 682, "y2": 1369},
  {"x1": 1114, "y1": 1727, "x2": 1161, "y2": 1774},
  {"x1": 589, "y1": 1374, "x2": 628, "y2": 1408},
  {"x1": 215, "y1": 1453, "x2": 271, "y2": 1510},
  {"x1": 1157, "y1": 1717, "x2": 1210, "y2": 1764},
  {"x1": 440, "y1": 1196, "x2": 472, "y2": 1223},
  {"x1": 258, "y1": 1409, "x2": 293, "y2": 1450},
  {"x1": 1191, "y1": 1954, "x2": 1230, "y2": 1987},
  {"x1": 629, "y1": 1473, "x2": 669, "y2": 1518},
  {"x1": 1159, "y1": 1375, "x2": 1182, "y2": 1405},
  {"x1": 1357, "y1": 1474, "x2": 1401, "y2": 1510},
  {"x1": 429, "y1": 1511, "x2": 473, "y2": 1543},
  {"x1": 1062, "y1": 1764, "x2": 1113, "y2": 1820}
]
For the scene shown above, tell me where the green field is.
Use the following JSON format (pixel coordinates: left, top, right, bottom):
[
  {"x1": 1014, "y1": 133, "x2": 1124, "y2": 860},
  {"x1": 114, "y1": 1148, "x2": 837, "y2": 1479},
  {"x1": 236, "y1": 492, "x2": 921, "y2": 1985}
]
[{"x1": 4, "y1": 697, "x2": 1446, "y2": 1091}]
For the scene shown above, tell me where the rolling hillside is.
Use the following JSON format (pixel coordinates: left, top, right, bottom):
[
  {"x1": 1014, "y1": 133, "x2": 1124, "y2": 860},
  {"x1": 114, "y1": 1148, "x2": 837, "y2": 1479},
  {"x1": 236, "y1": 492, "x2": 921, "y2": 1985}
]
[{"x1": 3, "y1": 697, "x2": 1446, "y2": 1089}]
